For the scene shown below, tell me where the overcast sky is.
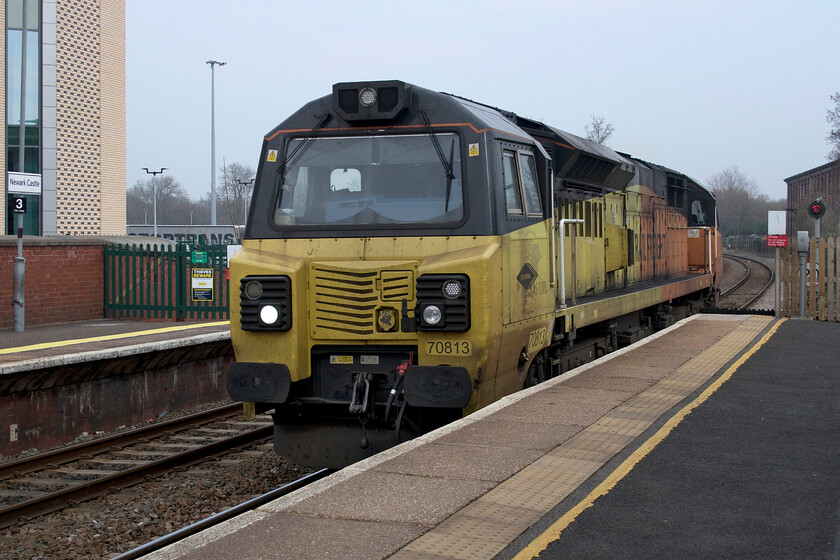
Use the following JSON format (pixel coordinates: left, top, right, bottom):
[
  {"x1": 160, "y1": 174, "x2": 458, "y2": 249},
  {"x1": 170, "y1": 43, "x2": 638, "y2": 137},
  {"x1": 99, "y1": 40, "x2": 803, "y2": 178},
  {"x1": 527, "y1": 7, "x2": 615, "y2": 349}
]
[{"x1": 126, "y1": 0, "x2": 839, "y2": 203}]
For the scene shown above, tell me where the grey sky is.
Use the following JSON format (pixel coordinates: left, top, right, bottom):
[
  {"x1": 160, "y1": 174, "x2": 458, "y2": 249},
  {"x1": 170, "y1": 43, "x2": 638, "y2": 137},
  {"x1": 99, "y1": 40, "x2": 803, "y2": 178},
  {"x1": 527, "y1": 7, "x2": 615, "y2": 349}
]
[{"x1": 127, "y1": 0, "x2": 839, "y2": 203}]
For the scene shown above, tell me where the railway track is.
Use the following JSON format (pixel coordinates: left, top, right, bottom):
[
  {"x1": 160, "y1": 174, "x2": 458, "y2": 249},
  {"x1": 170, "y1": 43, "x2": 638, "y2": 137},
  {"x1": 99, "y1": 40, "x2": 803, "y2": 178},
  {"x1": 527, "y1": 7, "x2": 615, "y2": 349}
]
[
  {"x1": 112, "y1": 468, "x2": 332, "y2": 560},
  {"x1": 720, "y1": 254, "x2": 775, "y2": 310},
  {"x1": 0, "y1": 403, "x2": 273, "y2": 529}
]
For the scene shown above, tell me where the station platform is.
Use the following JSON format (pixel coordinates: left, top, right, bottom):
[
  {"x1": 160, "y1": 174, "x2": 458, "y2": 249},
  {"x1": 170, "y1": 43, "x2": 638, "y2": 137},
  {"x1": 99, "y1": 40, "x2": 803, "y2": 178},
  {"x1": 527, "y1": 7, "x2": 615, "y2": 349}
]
[
  {"x1": 0, "y1": 319, "x2": 230, "y2": 373},
  {"x1": 143, "y1": 314, "x2": 840, "y2": 560},
  {"x1": 1, "y1": 319, "x2": 233, "y2": 456}
]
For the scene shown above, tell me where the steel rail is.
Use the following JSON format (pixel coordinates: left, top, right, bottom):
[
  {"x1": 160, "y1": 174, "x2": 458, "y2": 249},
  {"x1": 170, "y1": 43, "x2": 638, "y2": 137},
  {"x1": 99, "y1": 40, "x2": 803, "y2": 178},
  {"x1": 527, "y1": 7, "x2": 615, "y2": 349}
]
[
  {"x1": 0, "y1": 402, "x2": 242, "y2": 481},
  {"x1": 0, "y1": 416, "x2": 270, "y2": 529},
  {"x1": 720, "y1": 254, "x2": 751, "y2": 297},
  {"x1": 734, "y1": 255, "x2": 775, "y2": 310},
  {"x1": 111, "y1": 468, "x2": 334, "y2": 560}
]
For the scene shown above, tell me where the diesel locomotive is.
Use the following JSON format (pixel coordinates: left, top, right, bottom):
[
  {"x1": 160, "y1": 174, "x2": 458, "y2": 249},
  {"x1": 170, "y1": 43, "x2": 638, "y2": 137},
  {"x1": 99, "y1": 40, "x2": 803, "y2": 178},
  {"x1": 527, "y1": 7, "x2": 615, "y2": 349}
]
[{"x1": 226, "y1": 80, "x2": 722, "y2": 467}]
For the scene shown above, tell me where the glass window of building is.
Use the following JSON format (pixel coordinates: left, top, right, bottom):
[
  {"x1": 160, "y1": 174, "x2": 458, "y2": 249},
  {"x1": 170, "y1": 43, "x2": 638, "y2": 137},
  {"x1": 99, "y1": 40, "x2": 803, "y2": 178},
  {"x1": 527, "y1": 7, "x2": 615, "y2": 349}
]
[{"x1": 6, "y1": 0, "x2": 41, "y2": 235}]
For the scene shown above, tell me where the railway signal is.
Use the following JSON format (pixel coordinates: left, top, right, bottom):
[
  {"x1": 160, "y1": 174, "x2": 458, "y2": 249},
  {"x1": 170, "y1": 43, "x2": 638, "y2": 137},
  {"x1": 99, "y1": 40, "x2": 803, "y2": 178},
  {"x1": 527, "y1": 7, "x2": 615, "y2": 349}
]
[{"x1": 807, "y1": 199, "x2": 826, "y2": 219}]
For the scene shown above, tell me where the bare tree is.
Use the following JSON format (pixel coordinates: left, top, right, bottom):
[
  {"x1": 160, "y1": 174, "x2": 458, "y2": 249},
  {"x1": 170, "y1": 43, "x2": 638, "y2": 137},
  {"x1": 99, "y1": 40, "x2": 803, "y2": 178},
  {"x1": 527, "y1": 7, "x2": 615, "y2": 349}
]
[
  {"x1": 707, "y1": 166, "x2": 762, "y2": 236},
  {"x1": 585, "y1": 115, "x2": 615, "y2": 145},
  {"x1": 219, "y1": 160, "x2": 256, "y2": 240},
  {"x1": 126, "y1": 175, "x2": 191, "y2": 225},
  {"x1": 126, "y1": 188, "x2": 147, "y2": 224},
  {"x1": 827, "y1": 91, "x2": 840, "y2": 161}
]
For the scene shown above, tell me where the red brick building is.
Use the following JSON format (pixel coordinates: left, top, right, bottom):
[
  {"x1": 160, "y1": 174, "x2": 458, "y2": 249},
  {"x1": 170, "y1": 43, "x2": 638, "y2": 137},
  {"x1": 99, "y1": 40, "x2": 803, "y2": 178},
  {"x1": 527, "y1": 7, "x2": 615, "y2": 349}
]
[{"x1": 785, "y1": 159, "x2": 840, "y2": 235}]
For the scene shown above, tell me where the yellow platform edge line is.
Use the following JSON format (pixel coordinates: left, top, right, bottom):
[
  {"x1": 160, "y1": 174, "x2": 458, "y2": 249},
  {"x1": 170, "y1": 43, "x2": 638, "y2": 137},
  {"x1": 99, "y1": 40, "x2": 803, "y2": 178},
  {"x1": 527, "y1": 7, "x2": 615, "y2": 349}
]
[
  {"x1": 0, "y1": 321, "x2": 230, "y2": 355},
  {"x1": 513, "y1": 316, "x2": 785, "y2": 560}
]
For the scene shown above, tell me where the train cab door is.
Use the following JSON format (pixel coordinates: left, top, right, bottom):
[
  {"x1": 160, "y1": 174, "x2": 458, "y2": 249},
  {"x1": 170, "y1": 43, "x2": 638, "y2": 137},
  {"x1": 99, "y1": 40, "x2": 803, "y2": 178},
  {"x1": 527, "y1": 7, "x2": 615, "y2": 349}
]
[
  {"x1": 499, "y1": 142, "x2": 553, "y2": 325},
  {"x1": 686, "y1": 198, "x2": 714, "y2": 273}
]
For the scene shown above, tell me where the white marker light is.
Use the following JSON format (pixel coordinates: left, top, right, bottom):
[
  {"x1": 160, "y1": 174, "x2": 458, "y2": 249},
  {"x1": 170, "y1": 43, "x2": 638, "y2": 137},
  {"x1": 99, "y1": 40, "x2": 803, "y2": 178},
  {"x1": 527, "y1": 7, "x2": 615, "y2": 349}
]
[{"x1": 260, "y1": 305, "x2": 279, "y2": 325}]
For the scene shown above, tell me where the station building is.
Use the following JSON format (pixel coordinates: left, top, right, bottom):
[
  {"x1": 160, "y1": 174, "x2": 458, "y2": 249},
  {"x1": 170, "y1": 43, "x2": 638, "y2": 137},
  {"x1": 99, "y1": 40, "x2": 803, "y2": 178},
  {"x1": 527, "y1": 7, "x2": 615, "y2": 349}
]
[
  {"x1": 785, "y1": 159, "x2": 840, "y2": 234},
  {"x1": 2, "y1": 0, "x2": 125, "y2": 236}
]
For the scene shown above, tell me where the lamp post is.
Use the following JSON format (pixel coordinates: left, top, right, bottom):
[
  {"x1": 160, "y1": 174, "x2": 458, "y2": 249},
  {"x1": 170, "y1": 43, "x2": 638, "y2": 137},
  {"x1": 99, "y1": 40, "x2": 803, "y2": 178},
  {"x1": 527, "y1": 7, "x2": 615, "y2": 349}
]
[
  {"x1": 142, "y1": 167, "x2": 167, "y2": 239},
  {"x1": 206, "y1": 59, "x2": 226, "y2": 225},
  {"x1": 236, "y1": 178, "x2": 255, "y2": 227}
]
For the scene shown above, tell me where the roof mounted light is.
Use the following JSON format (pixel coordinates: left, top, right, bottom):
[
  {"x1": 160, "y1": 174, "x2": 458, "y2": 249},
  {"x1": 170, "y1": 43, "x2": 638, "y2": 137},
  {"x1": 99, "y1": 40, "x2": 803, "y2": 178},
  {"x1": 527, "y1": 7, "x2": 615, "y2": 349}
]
[
  {"x1": 333, "y1": 81, "x2": 408, "y2": 123},
  {"x1": 359, "y1": 87, "x2": 377, "y2": 107}
]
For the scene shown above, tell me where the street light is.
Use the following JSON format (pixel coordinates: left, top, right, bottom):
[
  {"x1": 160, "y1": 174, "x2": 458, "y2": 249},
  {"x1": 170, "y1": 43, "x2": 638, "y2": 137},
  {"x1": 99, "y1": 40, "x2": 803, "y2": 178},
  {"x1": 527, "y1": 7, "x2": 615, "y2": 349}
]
[
  {"x1": 236, "y1": 178, "x2": 255, "y2": 226},
  {"x1": 206, "y1": 59, "x2": 226, "y2": 226},
  {"x1": 235, "y1": 178, "x2": 255, "y2": 240},
  {"x1": 142, "y1": 167, "x2": 167, "y2": 239}
]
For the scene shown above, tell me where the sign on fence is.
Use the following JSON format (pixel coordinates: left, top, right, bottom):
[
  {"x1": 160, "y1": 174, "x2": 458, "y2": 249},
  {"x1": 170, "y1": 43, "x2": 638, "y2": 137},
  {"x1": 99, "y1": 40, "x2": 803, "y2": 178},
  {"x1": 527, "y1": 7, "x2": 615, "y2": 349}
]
[{"x1": 191, "y1": 268, "x2": 215, "y2": 301}]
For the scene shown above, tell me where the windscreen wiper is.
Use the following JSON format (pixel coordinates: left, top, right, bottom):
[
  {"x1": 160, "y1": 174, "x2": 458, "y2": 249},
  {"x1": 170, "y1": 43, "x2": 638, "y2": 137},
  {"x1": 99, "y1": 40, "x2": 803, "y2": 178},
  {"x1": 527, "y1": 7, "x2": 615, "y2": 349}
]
[
  {"x1": 419, "y1": 110, "x2": 455, "y2": 211},
  {"x1": 277, "y1": 113, "x2": 331, "y2": 181}
]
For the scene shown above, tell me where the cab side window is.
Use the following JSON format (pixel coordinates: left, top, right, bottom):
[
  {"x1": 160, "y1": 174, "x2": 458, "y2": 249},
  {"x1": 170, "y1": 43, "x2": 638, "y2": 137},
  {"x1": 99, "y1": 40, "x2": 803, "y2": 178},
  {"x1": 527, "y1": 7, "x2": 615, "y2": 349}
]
[
  {"x1": 502, "y1": 147, "x2": 542, "y2": 217},
  {"x1": 502, "y1": 151, "x2": 523, "y2": 213},
  {"x1": 519, "y1": 153, "x2": 542, "y2": 215},
  {"x1": 690, "y1": 200, "x2": 708, "y2": 225}
]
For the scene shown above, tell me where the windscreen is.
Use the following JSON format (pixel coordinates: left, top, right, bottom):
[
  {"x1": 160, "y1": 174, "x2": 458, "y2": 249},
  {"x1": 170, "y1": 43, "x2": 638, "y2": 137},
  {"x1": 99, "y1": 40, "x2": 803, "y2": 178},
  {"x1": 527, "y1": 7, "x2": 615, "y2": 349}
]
[{"x1": 274, "y1": 134, "x2": 463, "y2": 227}]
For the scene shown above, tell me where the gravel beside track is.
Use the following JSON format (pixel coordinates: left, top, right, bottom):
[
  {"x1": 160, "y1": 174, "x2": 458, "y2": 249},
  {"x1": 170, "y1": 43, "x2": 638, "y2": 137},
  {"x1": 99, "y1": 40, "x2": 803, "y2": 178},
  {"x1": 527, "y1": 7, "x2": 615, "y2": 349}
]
[
  {"x1": 720, "y1": 252, "x2": 776, "y2": 311},
  {"x1": 0, "y1": 401, "x2": 315, "y2": 559},
  {"x1": 1, "y1": 441, "x2": 312, "y2": 559}
]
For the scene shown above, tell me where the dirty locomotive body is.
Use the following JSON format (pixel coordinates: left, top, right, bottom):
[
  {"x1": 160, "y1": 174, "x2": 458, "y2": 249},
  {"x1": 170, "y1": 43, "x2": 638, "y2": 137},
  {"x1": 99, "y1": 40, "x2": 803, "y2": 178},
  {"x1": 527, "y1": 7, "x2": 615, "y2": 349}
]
[{"x1": 227, "y1": 81, "x2": 721, "y2": 468}]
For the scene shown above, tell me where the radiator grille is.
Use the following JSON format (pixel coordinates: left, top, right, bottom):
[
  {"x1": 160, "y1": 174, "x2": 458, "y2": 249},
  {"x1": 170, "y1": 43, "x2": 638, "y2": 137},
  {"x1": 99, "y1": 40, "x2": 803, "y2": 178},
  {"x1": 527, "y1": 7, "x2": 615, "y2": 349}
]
[{"x1": 310, "y1": 263, "x2": 415, "y2": 337}]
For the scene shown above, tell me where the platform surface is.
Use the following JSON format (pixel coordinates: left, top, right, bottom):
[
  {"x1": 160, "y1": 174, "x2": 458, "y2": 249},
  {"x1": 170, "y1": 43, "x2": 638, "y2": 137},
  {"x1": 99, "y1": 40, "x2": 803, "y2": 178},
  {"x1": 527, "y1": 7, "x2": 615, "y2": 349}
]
[
  {"x1": 136, "y1": 313, "x2": 840, "y2": 560},
  {"x1": 514, "y1": 316, "x2": 840, "y2": 559},
  {"x1": 0, "y1": 319, "x2": 230, "y2": 372}
]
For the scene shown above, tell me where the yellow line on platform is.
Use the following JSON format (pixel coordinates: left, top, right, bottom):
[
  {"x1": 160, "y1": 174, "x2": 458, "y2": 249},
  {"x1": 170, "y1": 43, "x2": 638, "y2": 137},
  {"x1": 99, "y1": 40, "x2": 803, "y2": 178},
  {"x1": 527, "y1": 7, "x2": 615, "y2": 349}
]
[
  {"x1": 513, "y1": 317, "x2": 786, "y2": 560},
  {"x1": 0, "y1": 321, "x2": 230, "y2": 355}
]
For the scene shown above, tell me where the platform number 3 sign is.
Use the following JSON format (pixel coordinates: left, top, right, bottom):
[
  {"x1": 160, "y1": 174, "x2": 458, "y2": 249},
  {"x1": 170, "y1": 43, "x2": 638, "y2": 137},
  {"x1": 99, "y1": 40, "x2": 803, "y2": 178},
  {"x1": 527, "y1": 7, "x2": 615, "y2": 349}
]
[{"x1": 12, "y1": 196, "x2": 27, "y2": 214}]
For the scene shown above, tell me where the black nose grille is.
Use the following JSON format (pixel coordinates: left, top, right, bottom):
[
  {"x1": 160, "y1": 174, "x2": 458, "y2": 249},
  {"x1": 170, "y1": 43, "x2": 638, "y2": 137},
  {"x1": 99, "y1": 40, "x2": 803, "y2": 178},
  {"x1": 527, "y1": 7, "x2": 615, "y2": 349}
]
[{"x1": 239, "y1": 276, "x2": 291, "y2": 331}]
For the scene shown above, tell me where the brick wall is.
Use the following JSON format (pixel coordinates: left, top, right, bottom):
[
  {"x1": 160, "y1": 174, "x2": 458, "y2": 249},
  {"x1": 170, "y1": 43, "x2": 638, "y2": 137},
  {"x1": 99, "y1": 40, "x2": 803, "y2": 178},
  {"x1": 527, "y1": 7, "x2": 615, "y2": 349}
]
[{"x1": 0, "y1": 237, "x2": 105, "y2": 329}]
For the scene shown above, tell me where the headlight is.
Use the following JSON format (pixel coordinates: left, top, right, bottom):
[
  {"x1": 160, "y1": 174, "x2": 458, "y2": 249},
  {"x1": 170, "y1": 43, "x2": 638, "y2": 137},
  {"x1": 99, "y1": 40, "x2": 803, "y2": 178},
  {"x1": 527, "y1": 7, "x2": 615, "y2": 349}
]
[
  {"x1": 359, "y1": 87, "x2": 377, "y2": 107},
  {"x1": 422, "y1": 305, "x2": 443, "y2": 326},
  {"x1": 244, "y1": 280, "x2": 263, "y2": 300},
  {"x1": 260, "y1": 305, "x2": 280, "y2": 325},
  {"x1": 442, "y1": 280, "x2": 462, "y2": 299},
  {"x1": 414, "y1": 274, "x2": 470, "y2": 332},
  {"x1": 239, "y1": 275, "x2": 292, "y2": 331}
]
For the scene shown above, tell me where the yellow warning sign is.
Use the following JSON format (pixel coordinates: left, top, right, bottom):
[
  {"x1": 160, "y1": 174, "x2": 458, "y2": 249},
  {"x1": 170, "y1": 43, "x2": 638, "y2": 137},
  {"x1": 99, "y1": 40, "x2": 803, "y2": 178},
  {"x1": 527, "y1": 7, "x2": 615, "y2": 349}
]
[
  {"x1": 267, "y1": 149, "x2": 278, "y2": 162},
  {"x1": 469, "y1": 143, "x2": 479, "y2": 157}
]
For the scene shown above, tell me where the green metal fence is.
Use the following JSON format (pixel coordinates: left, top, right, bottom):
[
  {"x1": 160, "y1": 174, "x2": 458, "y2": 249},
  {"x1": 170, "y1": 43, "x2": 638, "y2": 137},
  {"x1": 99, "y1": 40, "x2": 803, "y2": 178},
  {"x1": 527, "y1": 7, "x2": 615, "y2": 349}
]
[{"x1": 104, "y1": 243, "x2": 230, "y2": 320}]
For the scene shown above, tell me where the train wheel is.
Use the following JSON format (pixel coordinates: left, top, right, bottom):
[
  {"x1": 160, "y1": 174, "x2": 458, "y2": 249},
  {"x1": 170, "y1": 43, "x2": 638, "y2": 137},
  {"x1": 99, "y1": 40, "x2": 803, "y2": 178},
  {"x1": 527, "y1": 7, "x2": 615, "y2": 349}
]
[{"x1": 524, "y1": 351, "x2": 548, "y2": 388}]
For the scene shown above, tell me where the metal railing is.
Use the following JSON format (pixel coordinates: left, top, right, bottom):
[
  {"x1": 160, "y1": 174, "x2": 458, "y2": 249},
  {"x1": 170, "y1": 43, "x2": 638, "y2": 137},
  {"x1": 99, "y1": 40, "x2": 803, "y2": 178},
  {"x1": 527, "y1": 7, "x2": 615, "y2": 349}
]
[{"x1": 104, "y1": 243, "x2": 229, "y2": 320}]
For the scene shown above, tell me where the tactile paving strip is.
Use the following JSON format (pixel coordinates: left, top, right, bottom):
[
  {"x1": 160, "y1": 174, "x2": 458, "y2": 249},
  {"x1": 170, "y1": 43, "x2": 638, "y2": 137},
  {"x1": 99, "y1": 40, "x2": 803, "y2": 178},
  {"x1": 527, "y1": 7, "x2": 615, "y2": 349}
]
[{"x1": 390, "y1": 315, "x2": 773, "y2": 560}]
